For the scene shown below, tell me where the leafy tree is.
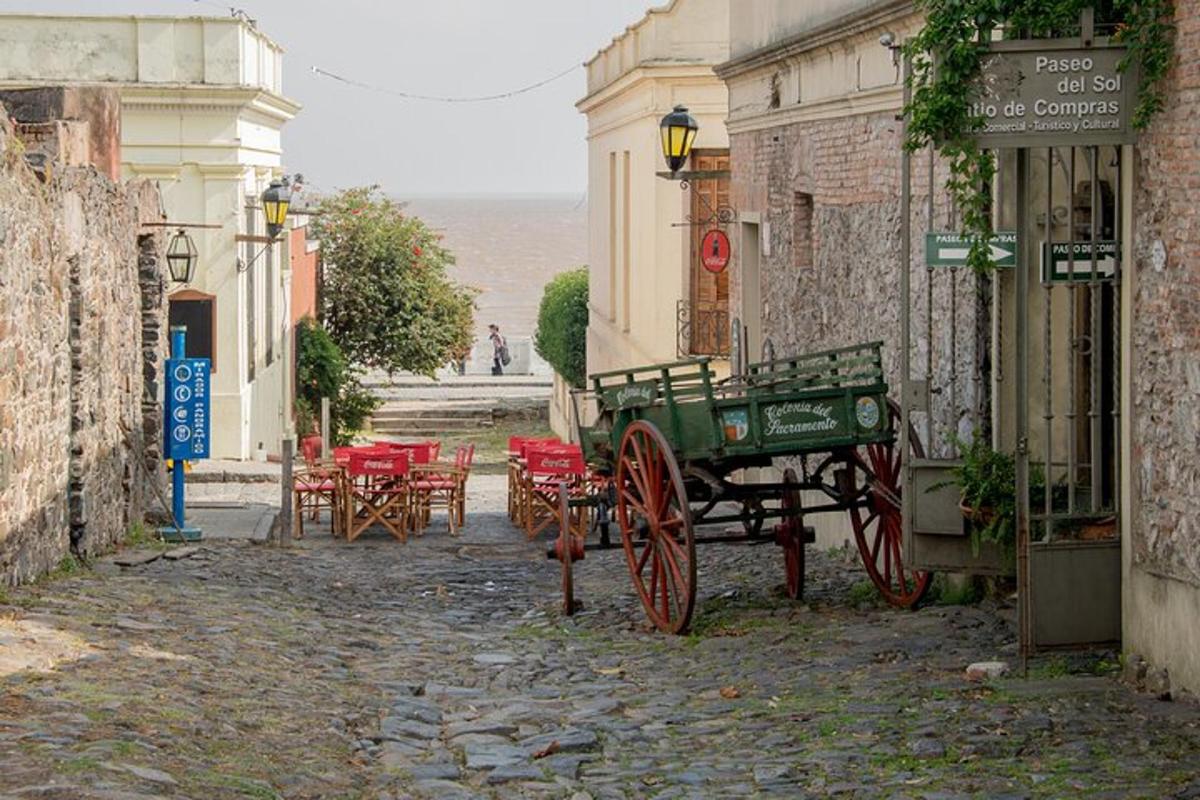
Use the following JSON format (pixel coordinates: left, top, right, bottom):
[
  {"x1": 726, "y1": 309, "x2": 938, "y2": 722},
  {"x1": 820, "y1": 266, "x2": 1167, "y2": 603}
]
[
  {"x1": 313, "y1": 187, "x2": 476, "y2": 376},
  {"x1": 295, "y1": 317, "x2": 379, "y2": 446},
  {"x1": 534, "y1": 268, "x2": 589, "y2": 387}
]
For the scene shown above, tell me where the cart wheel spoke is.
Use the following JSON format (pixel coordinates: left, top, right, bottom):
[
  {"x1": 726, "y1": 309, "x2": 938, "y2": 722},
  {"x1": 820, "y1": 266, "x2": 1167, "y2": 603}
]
[
  {"x1": 658, "y1": 549, "x2": 672, "y2": 619},
  {"x1": 635, "y1": 538, "x2": 653, "y2": 574},
  {"x1": 869, "y1": 518, "x2": 884, "y2": 563},
  {"x1": 846, "y1": 400, "x2": 932, "y2": 608},
  {"x1": 648, "y1": 547, "x2": 660, "y2": 602},
  {"x1": 620, "y1": 489, "x2": 652, "y2": 526},
  {"x1": 659, "y1": 531, "x2": 689, "y2": 596},
  {"x1": 625, "y1": 439, "x2": 654, "y2": 509},
  {"x1": 616, "y1": 420, "x2": 697, "y2": 634}
]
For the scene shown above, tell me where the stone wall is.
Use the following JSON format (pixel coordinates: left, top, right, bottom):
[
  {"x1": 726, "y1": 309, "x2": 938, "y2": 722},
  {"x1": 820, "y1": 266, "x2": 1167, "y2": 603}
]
[
  {"x1": 730, "y1": 110, "x2": 980, "y2": 450},
  {"x1": 0, "y1": 100, "x2": 165, "y2": 583},
  {"x1": 1122, "y1": 0, "x2": 1200, "y2": 696},
  {"x1": 1129, "y1": 3, "x2": 1200, "y2": 588}
]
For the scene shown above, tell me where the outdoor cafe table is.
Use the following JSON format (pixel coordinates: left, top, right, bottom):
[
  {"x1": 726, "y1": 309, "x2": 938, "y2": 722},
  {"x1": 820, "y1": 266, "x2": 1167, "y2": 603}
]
[
  {"x1": 373, "y1": 440, "x2": 438, "y2": 465},
  {"x1": 333, "y1": 445, "x2": 414, "y2": 541}
]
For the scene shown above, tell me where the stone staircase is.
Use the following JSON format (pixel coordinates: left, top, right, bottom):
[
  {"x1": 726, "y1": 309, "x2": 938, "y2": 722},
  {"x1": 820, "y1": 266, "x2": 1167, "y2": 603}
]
[
  {"x1": 370, "y1": 401, "x2": 496, "y2": 437},
  {"x1": 365, "y1": 373, "x2": 552, "y2": 437}
]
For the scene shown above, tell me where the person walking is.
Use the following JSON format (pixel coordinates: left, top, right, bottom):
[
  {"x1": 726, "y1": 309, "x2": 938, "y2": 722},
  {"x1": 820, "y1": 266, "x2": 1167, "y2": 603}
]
[{"x1": 489, "y1": 324, "x2": 508, "y2": 376}]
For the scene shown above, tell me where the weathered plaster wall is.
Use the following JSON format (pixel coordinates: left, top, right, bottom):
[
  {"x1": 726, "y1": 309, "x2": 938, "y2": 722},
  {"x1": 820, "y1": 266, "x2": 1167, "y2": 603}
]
[
  {"x1": 0, "y1": 105, "x2": 165, "y2": 583},
  {"x1": 1123, "y1": 0, "x2": 1200, "y2": 697}
]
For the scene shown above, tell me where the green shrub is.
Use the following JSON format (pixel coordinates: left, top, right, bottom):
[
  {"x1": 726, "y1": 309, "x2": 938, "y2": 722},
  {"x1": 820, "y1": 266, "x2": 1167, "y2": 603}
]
[
  {"x1": 534, "y1": 268, "x2": 588, "y2": 387},
  {"x1": 295, "y1": 317, "x2": 380, "y2": 445},
  {"x1": 314, "y1": 186, "x2": 476, "y2": 377}
]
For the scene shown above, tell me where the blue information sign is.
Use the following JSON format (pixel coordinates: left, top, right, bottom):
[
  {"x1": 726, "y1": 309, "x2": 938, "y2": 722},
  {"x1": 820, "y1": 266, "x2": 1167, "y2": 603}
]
[{"x1": 164, "y1": 357, "x2": 211, "y2": 461}]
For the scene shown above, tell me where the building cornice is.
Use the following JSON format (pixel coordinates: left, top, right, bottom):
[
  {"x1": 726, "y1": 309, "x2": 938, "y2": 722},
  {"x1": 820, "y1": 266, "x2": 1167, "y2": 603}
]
[
  {"x1": 715, "y1": 0, "x2": 915, "y2": 80},
  {"x1": 726, "y1": 84, "x2": 903, "y2": 135},
  {"x1": 121, "y1": 85, "x2": 301, "y2": 121},
  {"x1": 194, "y1": 163, "x2": 248, "y2": 178},
  {"x1": 586, "y1": 92, "x2": 727, "y2": 141},
  {"x1": 577, "y1": 63, "x2": 722, "y2": 114},
  {"x1": 127, "y1": 164, "x2": 181, "y2": 180}
]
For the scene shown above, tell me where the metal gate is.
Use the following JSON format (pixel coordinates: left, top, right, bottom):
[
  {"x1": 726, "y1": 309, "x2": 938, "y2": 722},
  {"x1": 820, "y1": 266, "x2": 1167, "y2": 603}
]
[{"x1": 901, "y1": 123, "x2": 1126, "y2": 655}]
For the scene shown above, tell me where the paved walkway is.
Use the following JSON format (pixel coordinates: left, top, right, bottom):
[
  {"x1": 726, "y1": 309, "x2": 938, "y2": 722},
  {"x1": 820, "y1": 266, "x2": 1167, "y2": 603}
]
[{"x1": 1, "y1": 477, "x2": 1199, "y2": 798}]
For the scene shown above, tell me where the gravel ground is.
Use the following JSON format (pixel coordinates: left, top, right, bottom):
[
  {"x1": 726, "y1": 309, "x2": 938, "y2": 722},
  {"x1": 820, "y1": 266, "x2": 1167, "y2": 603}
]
[{"x1": 1, "y1": 476, "x2": 1198, "y2": 799}]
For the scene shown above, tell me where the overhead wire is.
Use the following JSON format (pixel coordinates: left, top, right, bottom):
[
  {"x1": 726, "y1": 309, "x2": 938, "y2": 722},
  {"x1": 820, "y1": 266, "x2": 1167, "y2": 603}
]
[
  {"x1": 184, "y1": 0, "x2": 581, "y2": 105},
  {"x1": 308, "y1": 63, "x2": 581, "y2": 104}
]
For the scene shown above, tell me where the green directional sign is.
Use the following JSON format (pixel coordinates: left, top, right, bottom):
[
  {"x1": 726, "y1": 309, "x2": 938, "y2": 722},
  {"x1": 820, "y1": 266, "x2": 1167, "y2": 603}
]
[
  {"x1": 1041, "y1": 240, "x2": 1117, "y2": 283},
  {"x1": 925, "y1": 231, "x2": 1018, "y2": 268}
]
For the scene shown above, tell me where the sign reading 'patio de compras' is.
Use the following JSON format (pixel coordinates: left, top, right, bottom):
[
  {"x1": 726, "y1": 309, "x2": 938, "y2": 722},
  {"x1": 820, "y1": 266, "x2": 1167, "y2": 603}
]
[{"x1": 971, "y1": 43, "x2": 1136, "y2": 148}]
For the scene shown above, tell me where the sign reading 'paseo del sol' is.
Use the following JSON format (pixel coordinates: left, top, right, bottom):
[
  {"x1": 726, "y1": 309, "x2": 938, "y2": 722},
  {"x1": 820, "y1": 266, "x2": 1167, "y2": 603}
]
[{"x1": 971, "y1": 43, "x2": 1136, "y2": 148}]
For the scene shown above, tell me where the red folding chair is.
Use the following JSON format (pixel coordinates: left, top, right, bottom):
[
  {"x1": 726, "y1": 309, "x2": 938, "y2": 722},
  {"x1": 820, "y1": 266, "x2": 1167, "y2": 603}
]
[
  {"x1": 509, "y1": 436, "x2": 560, "y2": 525},
  {"x1": 522, "y1": 444, "x2": 587, "y2": 541},
  {"x1": 411, "y1": 444, "x2": 475, "y2": 536},
  {"x1": 293, "y1": 464, "x2": 341, "y2": 539},
  {"x1": 345, "y1": 449, "x2": 411, "y2": 543}
]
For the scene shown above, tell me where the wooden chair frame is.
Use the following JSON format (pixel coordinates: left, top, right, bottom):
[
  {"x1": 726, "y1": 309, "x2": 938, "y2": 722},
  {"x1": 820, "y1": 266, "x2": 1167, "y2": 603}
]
[
  {"x1": 292, "y1": 465, "x2": 342, "y2": 539},
  {"x1": 523, "y1": 446, "x2": 588, "y2": 541},
  {"x1": 410, "y1": 444, "x2": 475, "y2": 536},
  {"x1": 345, "y1": 450, "x2": 411, "y2": 543}
]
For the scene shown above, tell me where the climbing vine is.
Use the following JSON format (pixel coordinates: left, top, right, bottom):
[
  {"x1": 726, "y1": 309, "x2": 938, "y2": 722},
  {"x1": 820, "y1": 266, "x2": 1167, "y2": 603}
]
[{"x1": 903, "y1": 0, "x2": 1175, "y2": 273}]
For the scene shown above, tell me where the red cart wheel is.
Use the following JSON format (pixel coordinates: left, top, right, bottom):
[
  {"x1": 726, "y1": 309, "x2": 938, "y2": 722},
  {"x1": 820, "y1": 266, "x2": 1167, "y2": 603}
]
[
  {"x1": 777, "y1": 468, "x2": 805, "y2": 600},
  {"x1": 846, "y1": 401, "x2": 931, "y2": 608},
  {"x1": 615, "y1": 420, "x2": 696, "y2": 634}
]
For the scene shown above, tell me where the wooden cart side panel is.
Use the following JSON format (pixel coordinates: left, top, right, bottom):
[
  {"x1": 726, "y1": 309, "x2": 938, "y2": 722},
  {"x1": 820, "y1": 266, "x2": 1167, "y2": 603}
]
[{"x1": 715, "y1": 386, "x2": 890, "y2": 454}]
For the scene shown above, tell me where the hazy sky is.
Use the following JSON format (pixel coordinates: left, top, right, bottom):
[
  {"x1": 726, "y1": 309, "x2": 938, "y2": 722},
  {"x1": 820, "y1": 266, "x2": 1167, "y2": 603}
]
[{"x1": 0, "y1": 0, "x2": 658, "y2": 195}]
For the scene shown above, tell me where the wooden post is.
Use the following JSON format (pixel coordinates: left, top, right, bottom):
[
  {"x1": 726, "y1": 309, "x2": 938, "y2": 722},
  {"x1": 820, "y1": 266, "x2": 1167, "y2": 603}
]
[{"x1": 320, "y1": 397, "x2": 331, "y2": 458}]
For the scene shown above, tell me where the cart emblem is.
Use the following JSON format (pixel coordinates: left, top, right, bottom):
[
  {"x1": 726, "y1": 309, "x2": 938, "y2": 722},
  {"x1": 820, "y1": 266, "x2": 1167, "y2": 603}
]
[
  {"x1": 721, "y1": 409, "x2": 749, "y2": 442},
  {"x1": 855, "y1": 397, "x2": 881, "y2": 430}
]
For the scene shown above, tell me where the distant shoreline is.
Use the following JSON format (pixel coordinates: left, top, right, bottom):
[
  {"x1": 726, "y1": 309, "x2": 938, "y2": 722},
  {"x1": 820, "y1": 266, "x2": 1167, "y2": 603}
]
[{"x1": 394, "y1": 192, "x2": 586, "y2": 201}]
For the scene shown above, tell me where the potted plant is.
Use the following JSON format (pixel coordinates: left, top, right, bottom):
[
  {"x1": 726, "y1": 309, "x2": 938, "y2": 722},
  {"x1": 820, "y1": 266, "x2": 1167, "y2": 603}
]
[{"x1": 932, "y1": 434, "x2": 1019, "y2": 558}]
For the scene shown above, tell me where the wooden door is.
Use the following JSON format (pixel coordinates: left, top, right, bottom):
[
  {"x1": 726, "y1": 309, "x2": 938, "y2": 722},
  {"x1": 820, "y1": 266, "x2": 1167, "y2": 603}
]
[{"x1": 689, "y1": 151, "x2": 730, "y2": 356}]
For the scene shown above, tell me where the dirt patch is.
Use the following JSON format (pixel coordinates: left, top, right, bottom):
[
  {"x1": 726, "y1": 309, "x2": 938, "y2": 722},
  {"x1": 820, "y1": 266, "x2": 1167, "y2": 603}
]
[{"x1": 0, "y1": 616, "x2": 94, "y2": 678}]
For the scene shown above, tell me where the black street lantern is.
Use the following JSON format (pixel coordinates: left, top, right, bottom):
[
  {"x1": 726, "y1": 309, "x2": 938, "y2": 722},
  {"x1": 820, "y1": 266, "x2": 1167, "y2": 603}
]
[
  {"x1": 660, "y1": 104, "x2": 698, "y2": 174},
  {"x1": 261, "y1": 179, "x2": 292, "y2": 240},
  {"x1": 166, "y1": 229, "x2": 199, "y2": 284}
]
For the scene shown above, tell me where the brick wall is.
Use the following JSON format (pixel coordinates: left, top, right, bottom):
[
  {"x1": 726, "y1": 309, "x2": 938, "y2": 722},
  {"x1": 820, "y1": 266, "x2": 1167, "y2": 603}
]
[
  {"x1": 0, "y1": 86, "x2": 121, "y2": 181},
  {"x1": 0, "y1": 106, "x2": 166, "y2": 583}
]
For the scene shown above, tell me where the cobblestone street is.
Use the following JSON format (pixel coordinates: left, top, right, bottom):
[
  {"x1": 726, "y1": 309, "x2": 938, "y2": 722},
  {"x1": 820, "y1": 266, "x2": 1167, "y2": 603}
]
[{"x1": 2, "y1": 477, "x2": 1199, "y2": 799}]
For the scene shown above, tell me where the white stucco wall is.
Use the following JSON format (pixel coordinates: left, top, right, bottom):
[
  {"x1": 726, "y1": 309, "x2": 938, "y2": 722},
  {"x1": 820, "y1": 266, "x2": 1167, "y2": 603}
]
[{"x1": 0, "y1": 14, "x2": 298, "y2": 459}]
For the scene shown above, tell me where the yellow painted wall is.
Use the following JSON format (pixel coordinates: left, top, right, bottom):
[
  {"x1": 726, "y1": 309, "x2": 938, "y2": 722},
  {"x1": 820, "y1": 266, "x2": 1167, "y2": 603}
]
[{"x1": 579, "y1": 0, "x2": 730, "y2": 380}]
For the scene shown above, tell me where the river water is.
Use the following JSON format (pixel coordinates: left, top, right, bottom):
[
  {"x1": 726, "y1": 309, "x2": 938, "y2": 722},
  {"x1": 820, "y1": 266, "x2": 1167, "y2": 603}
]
[{"x1": 399, "y1": 194, "x2": 588, "y2": 344}]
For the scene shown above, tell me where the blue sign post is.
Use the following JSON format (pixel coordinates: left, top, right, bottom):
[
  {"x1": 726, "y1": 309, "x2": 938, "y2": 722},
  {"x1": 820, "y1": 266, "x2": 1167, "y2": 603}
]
[{"x1": 160, "y1": 325, "x2": 210, "y2": 542}]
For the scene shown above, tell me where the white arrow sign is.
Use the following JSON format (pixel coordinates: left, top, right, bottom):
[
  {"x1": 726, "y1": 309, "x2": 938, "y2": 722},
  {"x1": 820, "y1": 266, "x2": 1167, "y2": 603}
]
[
  {"x1": 1042, "y1": 241, "x2": 1118, "y2": 282},
  {"x1": 926, "y1": 231, "x2": 1018, "y2": 267},
  {"x1": 938, "y1": 243, "x2": 1014, "y2": 262}
]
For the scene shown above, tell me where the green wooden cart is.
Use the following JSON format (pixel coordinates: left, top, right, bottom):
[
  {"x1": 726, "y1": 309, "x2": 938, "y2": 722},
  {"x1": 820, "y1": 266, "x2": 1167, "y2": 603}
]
[{"x1": 555, "y1": 341, "x2": 929, "y2": 633}]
